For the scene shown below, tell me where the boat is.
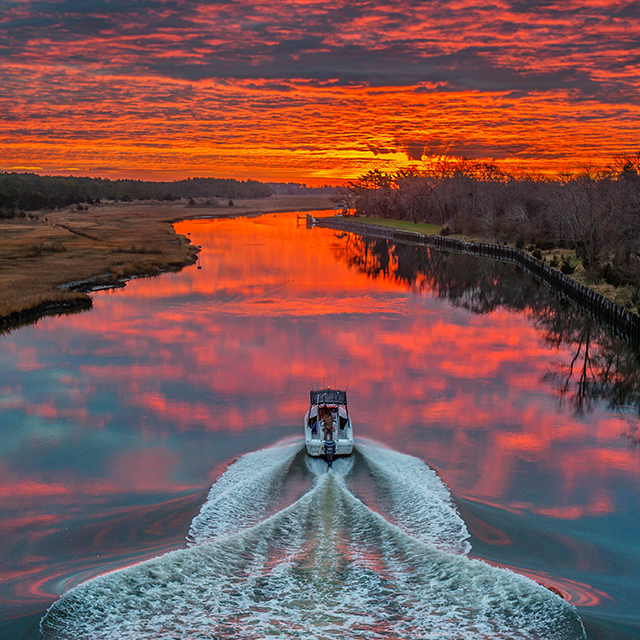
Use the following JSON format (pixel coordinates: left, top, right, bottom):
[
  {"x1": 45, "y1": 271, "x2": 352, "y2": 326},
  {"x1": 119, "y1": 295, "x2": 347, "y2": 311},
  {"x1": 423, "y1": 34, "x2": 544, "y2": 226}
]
[{"x1": 304, "y1": 388, "x2": 354, "y2": 465}]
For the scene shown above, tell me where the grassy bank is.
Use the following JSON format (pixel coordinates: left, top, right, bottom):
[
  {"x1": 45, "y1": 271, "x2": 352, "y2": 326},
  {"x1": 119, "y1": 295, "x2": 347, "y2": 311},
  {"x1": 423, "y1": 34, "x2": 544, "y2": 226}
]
[
  {"x1": 348, "y1": 217, "x2": 442, "y2": 236},
  {"x1": 0, "y1": 195, "x2": 334, "y2": 330}
]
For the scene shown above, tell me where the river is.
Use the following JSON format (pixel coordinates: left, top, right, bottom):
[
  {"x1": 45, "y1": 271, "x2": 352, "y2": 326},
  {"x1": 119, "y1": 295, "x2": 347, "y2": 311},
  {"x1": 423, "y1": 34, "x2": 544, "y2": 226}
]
[{"x1": 1, "y1": 212, "x2": 639, "y2": 638}]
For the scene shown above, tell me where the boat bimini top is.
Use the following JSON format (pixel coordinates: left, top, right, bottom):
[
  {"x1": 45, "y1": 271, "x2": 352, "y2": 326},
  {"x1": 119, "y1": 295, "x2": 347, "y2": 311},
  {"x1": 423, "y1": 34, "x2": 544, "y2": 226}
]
[{"x1": 310, "y1": 388, "x2": 347, "y2": 405}]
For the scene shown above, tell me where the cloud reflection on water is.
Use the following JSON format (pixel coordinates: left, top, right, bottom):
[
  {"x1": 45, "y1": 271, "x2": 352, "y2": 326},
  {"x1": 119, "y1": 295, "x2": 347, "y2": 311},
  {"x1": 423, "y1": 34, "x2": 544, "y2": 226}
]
[{"x1": 0, "y1": 212, "x2": 639, "y2": 633}]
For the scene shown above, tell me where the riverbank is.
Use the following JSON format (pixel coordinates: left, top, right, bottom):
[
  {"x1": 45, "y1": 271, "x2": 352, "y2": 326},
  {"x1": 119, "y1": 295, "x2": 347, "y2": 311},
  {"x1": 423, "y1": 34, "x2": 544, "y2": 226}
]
[
  {"x1": 321, "y1": 215, "x2": 640, "y2": 311},
  {"x1": 0, "y1": 195, "x2": 334, "y2": 331},
  {"x1": 312, "y1": 215, "x2": 640, "y2": 347}
]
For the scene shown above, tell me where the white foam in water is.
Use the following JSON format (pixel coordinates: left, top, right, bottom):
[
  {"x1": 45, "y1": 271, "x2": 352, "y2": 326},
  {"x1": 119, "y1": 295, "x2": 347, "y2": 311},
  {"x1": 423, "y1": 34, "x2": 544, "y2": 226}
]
[
  {"x1": 305, "y1": 450, "x2": 354, "y2": 478},
  {"x1": 41, "y1": 441, "x2": 586, "y2": 640},
  {"x1": 356, "y1": 438, "x2": 472, "y2": 555},
  {"x1": 188, "y1": 438, "x2": 302, "y2": 544}
]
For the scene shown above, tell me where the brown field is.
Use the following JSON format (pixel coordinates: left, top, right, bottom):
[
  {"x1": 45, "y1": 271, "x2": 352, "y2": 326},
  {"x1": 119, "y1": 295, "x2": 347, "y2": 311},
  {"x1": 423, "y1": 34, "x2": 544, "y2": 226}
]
[{"x1": 0, "y1": 194, "x2": 335, "y2": 329}]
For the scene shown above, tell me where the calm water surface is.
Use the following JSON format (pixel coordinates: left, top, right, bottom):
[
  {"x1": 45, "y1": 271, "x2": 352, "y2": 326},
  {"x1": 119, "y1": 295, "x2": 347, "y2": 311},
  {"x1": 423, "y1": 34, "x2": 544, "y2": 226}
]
[{"x1": 1, "y1": 212, "x2": 639, "y2": 638}]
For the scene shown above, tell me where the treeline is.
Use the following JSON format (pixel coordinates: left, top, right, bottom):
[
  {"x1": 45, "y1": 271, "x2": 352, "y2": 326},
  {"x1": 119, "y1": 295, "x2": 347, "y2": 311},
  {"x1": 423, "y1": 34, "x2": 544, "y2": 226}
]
[
  {"x1": 335, "y1": 154, "x2": 640, "y2": 294},
  {"x1": 267, "y1": 182, "x2": 335, "y2": 195},
  {"x1": 0, "y1": 173, "x2": 273, "y2": 215}
]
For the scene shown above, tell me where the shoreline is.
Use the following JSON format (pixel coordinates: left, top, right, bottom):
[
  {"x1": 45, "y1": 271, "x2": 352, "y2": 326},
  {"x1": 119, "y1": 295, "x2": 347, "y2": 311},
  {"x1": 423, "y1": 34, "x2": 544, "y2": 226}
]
[
  {"x1": 0, "y1": 297, "x2": 94, "y2": 335},
  {"x1": 0, "y1": 195, "x2": 335, "y2": 332},
  {"x1": 312, "y1": 215, "x2": 640, "y2": 348}
]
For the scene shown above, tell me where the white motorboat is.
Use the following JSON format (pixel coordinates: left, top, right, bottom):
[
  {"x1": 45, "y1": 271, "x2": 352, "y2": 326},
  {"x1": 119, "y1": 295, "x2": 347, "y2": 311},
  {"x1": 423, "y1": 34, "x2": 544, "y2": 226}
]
[{"x1": 304, "y1": 388, "x2": 353, "y2": 465}]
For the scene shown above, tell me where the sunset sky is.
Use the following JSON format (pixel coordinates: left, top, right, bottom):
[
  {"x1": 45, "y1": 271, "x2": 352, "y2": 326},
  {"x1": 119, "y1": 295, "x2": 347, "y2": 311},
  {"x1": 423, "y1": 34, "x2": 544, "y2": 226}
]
[{"x1": 1, "y1": 0, "x2": 639, "y2": 183}]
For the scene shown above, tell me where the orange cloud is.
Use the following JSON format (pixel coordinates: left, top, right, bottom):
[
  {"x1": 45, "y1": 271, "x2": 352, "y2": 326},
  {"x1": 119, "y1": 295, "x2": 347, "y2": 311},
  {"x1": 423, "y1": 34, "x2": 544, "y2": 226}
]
[{"x1": 1, "y1": 0, "x2": 639, "y2": 179}]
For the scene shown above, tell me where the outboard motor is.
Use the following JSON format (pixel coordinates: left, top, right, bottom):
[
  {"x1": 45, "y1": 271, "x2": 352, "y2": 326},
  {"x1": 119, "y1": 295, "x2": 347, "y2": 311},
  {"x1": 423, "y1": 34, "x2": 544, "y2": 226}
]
[{"x1": 323, "y1": 439, "x2": 336, "y2": 467}]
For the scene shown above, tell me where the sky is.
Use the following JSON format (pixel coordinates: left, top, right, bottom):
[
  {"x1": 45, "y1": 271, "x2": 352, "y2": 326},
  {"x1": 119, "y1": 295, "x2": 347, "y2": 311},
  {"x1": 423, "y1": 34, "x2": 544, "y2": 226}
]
[{"x1": 1, "y1": 0, "x2": 639, "y2": 183}]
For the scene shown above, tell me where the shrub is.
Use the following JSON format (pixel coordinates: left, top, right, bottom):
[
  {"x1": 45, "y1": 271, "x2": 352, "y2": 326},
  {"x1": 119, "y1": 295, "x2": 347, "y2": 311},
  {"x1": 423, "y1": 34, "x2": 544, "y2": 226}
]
[
  {"x1": 113, "y1": 246, "x2": 162, "y2": 255},
  {"x1": 515, "y1": 237, "x2": 525, "y2": 249},
  {"x1": 31, "y1": 242, "x2": 67, "y2": 254},
  {"x1": 550, "y1": 254, "x2": 560, "y2": 268},
  {"x1": 532, "y1": 248, "x2": 543, "y2": 260},
  {"x1": 561, "y1": 256, "x2": 575, "y2": 274},
  {"x1": 600, "y1": 263, "x2": 621, "y2": 287}
]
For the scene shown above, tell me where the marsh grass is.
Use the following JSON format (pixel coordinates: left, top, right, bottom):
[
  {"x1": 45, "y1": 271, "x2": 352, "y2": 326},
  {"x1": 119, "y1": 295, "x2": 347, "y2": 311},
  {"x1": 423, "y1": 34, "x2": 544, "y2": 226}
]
[
  {"x1": 0, "y1": 203, "x2": 199, "y2": 322},
  {"x1": 0, "y1": 195, "x2": 334, "y2": 325}
]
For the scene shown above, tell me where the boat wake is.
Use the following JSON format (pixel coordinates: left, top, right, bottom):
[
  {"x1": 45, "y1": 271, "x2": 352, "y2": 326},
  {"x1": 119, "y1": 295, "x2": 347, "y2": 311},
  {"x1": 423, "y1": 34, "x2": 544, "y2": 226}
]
[{"x1": 41, "y1": 439, "x2": 586, "y2": 639}]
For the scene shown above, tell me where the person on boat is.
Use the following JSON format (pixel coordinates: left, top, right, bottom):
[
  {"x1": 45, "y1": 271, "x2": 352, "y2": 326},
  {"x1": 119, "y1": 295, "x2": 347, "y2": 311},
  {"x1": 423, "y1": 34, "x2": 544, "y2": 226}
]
[
  {"x1": 322, "y1": 422, "x2": 335, "y2": 440},
  {"x1": 319, "y1": 405, "x2": 335, "y2": 440}
]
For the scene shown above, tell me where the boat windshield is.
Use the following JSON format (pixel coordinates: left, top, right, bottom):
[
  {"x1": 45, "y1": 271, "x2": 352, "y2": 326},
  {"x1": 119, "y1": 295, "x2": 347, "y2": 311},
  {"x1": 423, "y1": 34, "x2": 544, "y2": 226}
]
[{"x1": 310, "y1": 389, "x2": 347, "y2": 405}]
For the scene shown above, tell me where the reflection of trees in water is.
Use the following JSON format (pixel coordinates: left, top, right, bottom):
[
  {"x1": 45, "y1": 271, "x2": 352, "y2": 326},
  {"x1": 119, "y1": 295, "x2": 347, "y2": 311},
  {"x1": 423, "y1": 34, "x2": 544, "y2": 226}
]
[
  {"x1": 537, "y1": 308, "x2": 640, "y2": 446},
  {"x1": 333, "y1": 233, "x2": 547, "y2": 314},
  {"x1": 333, "y1": 233, "x2": 640, "y2": 443}
]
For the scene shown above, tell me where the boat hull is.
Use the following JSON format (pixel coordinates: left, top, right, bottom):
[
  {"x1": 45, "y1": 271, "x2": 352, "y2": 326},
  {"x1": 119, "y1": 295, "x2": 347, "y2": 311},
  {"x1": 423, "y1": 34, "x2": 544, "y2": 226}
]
[{"x1": 305, "y1": 439, "x2": 353, "y2": 457}]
